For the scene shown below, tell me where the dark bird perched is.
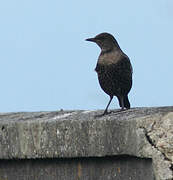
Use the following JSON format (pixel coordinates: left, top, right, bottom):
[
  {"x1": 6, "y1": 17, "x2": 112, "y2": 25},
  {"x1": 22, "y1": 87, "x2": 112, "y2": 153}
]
[{"x1": 86, "y1": 32, "x2": 133, "y2": 115}]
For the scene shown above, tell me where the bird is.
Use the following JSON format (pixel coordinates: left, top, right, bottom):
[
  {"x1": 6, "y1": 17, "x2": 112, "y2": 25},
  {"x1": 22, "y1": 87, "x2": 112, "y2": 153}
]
[{"x1": 86, "y1": 32, "x2": 133, "y2": 115}]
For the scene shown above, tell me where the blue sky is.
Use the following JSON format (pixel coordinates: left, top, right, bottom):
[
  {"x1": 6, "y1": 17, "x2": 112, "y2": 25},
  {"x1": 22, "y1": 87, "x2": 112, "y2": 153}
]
[{"x1": 0, "y1": 0, "x2": 173, "y2": 112}]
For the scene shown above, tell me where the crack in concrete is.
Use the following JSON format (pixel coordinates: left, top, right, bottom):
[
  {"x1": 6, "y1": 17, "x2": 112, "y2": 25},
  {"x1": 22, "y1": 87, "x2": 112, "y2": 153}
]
[{"x1": 142, "y1": 126, "x2": 173, "y2": 180}]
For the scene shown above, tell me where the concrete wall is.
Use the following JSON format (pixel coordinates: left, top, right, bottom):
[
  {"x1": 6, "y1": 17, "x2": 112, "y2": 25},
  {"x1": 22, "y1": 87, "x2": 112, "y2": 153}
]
[{"x1": 0, "y1": 107, "x2": 173, "y2": 179}]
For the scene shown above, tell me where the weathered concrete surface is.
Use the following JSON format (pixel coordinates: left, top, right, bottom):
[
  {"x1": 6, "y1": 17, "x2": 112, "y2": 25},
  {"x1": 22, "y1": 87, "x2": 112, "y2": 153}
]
[{"x1": 0, "y1": 107, "x2": 173, "y2": 179}]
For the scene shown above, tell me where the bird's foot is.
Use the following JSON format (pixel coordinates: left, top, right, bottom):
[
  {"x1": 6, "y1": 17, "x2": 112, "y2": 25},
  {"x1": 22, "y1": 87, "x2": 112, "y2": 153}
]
[
  {"x1": 111, "y1": 108, "x2": 130, "y2": 115},
  {"x1": 94, "y1": 110, "x2": 111, "y2": 118}
]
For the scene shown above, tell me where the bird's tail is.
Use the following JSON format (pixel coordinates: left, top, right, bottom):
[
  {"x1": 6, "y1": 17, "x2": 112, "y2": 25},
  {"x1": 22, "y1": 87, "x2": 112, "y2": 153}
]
[
  {"x1": 118, "y1": 95, "x2": 130, "y2": 109},
  {"x1": 124, "y1": 95, "x2": 130, "y2": 109}
]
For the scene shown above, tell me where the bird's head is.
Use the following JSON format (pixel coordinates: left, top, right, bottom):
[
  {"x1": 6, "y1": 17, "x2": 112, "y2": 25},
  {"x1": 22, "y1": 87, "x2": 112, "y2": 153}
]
[{"x1": 86, "y1": 32, "x2": 120, "y2": 52}]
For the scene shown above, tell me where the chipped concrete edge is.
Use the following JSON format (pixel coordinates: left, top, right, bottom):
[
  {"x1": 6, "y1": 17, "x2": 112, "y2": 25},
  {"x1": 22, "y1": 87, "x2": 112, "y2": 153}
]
[{"x1": 137, "y1": 113, "x2": 173, "y2": 180}]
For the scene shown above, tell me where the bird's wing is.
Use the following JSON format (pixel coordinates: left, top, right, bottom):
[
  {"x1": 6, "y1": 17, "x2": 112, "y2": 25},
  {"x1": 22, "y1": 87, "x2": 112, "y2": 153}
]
[
  {"x1": 119, "y1": 54, "x2": 133, "y2": 75},
  {"x1": 115, "y1": 55, "x2": 133, "y2": 92}
]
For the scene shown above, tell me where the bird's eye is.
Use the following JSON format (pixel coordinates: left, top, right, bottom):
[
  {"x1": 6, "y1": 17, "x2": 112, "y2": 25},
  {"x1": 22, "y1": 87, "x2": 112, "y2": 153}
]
[{"x1": 96, "y1": 37, "x2": 104, "y2": 41}]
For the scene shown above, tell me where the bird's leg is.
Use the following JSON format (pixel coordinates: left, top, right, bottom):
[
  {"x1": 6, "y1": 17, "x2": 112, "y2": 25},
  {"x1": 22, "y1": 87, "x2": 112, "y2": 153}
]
[
  {"x1": 120, "y1": 96, "x2": 125, "y2": 110},
  {"x1": 103, "y1": 96, "x2": 113, "y2": 115}
]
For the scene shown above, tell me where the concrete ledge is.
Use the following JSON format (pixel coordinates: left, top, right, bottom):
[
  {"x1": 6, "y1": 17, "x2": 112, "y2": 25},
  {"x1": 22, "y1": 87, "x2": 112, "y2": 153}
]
[{"x1": 0, "y1": 107, "x2": 173, "y2": 179}]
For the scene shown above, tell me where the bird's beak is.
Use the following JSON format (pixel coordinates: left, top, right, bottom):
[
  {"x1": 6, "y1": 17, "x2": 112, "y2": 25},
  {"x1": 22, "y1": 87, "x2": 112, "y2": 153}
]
[{"x1": 85, "y1": 38, "x2": 96, "y2": 42}]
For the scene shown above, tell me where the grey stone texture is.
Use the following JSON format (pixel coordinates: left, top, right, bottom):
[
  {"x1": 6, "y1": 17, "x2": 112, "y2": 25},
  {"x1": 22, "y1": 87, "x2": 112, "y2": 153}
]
[{"x1": 0, "y1": 107, "x2": 173, "y2": 179}]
